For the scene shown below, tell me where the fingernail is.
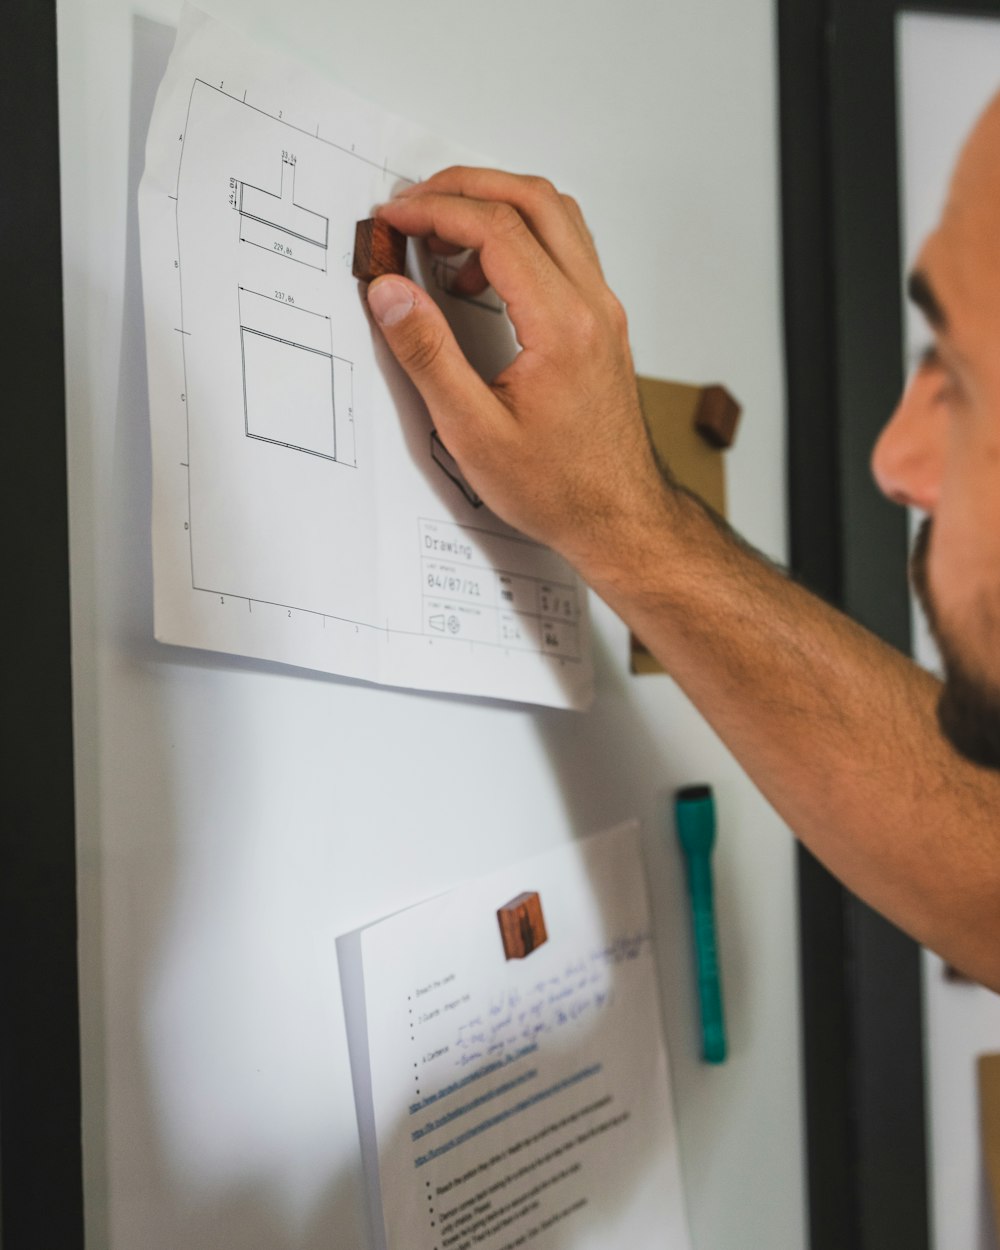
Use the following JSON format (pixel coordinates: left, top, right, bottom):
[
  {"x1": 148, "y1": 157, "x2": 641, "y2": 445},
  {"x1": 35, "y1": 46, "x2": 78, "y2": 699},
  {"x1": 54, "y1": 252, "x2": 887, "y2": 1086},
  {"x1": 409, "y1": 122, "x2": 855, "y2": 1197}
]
[{"x1": 368, "y1": 278, "x2": 415, "y2": 326}]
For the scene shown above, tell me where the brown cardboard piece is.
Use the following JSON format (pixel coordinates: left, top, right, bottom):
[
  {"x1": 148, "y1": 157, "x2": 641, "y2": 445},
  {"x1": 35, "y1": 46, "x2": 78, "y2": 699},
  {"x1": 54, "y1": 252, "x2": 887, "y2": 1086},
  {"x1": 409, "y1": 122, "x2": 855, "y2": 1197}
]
[
  {"x1": 979, "y1": 1053, "x2": 1000, "y2": 1236},
  {"x1": 631, "y1": 376, "x2": 729, "y2": 674}
]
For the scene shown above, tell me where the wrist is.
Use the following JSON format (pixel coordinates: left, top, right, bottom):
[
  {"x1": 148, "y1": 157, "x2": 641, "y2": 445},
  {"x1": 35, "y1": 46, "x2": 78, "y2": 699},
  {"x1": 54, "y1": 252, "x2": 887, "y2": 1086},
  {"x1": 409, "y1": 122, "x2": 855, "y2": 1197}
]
[
  {"x1": 568, "y1": 472, "x2": 751, "y2": 650},
  {"x1": 562, "y1": 471, "x2": 689, "y2": 601}
]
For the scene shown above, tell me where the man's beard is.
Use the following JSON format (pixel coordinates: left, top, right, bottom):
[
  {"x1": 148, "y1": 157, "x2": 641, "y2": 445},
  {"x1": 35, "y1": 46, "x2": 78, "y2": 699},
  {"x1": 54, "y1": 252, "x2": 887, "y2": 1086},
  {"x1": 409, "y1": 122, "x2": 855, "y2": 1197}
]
[{"x1": 911, "y1": 518, "x2": 1000, "y2": 769}]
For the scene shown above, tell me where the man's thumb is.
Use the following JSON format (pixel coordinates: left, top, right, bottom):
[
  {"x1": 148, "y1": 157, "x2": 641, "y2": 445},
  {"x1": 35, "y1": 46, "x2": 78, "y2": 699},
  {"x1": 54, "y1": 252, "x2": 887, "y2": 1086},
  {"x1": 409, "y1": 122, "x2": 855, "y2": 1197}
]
[{"x1": 367, "y1": 276, "x2": 489, "y2": 420}]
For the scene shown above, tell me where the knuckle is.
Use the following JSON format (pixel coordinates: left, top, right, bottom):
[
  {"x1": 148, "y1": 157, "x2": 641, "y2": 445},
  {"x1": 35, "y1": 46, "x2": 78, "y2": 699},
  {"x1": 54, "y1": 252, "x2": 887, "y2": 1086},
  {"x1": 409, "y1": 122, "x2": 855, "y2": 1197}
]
[
  {"x1": 603, "y1": 291, "x2": 629, "y2": 334},
  {"x1": 524, "y1": 174, "x2": 559, "y2": 202},
  {"x1": 569, "y1": 303, "x2": 602, "y2": 350},
  {"x1": 488, "y1": 200, "x2": 524, "y2": 238},
  {"x1": 561, "y1": 193, "x2": 582, "y2": 218}
]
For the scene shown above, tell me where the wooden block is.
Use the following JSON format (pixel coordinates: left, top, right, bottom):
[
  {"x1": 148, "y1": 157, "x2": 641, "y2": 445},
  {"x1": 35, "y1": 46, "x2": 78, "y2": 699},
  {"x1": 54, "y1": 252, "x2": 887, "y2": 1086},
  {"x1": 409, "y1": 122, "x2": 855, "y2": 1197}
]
[
  {"x1": 693, "y1": 384, "x2": 742, "y2": 449},
  {"x1": 352, "y1": 217, "x2": 407, "y2": 282},
  {"x1": 497, "y1": 891, "x2": 548, "y2": 960}
]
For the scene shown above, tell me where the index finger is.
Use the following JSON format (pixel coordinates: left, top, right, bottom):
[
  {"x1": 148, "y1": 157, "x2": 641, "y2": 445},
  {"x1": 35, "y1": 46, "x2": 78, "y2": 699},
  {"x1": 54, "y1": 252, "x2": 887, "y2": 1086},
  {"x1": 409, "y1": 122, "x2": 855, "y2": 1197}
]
[
  {"x1": 401, "y1": 167, "x2": 605, "y2": 288},
  {"x1": 376, "y1": 192, "x2": 576, "y2": 349}
]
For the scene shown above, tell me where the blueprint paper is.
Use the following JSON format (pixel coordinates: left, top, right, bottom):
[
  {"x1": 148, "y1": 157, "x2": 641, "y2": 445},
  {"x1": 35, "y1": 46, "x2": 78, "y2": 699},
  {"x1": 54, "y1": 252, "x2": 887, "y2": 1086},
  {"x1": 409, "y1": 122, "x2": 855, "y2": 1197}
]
[
  {"x1": 139, "y1": 8, "x2": 593, "y2": 708},
  {"x1": 338, "y1": 823, "x2": 692, "y2": 1250}
]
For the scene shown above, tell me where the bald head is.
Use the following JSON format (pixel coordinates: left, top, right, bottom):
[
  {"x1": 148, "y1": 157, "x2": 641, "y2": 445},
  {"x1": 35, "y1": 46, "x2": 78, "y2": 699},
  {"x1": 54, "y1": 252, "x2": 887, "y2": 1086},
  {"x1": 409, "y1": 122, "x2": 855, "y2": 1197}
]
[
  {"x1": 950, "y1": 88, "x2": 1000, "y2": 202},
  {"x1": 900, "y1": 90, "x2": 1000, "y2": 405}
]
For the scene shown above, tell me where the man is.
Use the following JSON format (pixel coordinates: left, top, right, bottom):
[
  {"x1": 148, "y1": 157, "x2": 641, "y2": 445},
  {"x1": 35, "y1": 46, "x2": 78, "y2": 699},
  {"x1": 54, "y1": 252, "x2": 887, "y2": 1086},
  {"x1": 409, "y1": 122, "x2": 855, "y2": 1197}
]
[{"x1": 361, "y1": 96, "x2": 1000, "y2": 990}]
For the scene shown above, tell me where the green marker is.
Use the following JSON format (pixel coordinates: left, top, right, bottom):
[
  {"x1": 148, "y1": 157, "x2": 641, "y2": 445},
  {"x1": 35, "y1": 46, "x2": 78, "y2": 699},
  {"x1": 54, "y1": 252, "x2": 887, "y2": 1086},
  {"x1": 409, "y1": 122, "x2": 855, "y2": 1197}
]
[{"x1": 675, "y1": 784, "x2": 727, "y2": 1064}]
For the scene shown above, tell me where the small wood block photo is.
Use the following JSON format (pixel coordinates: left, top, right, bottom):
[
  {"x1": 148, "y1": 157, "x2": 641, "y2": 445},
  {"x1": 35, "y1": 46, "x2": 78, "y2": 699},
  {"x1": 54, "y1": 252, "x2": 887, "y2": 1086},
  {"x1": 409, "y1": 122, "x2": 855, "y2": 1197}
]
[
  {"x1": 693, "y1": 384, "x2": 742, "y2": 449},
  {"x1": 352, "y1": 217, "x2": 407, "y2": 282},
  {"x1": 497, "y1": 891, "x2": 548, "y2": 960}
]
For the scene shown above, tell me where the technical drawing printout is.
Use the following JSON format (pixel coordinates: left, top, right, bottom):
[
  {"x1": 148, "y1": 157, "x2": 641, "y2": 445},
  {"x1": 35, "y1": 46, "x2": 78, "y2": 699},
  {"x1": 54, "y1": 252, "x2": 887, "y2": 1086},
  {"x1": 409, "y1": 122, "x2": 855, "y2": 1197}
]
[
  {"x1": 338, "y1": 823, "x2": 691, "y2": 1250},
  {"x1": 139, "y1": 8, "x2": 593, "y2": 708}
]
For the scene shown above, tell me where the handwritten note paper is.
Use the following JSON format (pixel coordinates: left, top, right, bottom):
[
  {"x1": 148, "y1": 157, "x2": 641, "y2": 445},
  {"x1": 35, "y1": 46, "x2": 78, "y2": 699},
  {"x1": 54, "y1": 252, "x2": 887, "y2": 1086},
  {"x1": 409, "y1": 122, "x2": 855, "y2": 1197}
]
[{"x1": 338, "y1": 824, "x2": 691, "y2": 1250}]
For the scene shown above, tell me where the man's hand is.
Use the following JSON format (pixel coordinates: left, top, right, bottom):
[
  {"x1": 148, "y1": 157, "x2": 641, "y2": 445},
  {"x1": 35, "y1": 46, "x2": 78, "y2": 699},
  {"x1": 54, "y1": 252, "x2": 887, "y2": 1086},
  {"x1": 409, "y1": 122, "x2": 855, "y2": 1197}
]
[{"x1": 367, "y1": 167, "x2": 670, "y2": 580}]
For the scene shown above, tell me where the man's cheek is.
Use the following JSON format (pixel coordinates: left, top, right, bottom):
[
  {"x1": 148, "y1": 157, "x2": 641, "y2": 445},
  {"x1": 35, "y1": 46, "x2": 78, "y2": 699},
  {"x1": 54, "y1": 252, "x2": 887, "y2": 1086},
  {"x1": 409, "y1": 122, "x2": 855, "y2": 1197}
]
[{"x1": 925, "y1": 499, "x2": 975, "y2": 628}]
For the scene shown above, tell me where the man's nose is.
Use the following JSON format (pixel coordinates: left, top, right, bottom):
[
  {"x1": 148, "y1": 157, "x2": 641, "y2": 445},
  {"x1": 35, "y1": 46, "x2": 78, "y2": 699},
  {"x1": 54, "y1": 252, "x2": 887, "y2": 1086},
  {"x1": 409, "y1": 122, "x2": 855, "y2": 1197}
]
[{"x1": 871, "y1": 369, "x2": 945, "y2": 513}]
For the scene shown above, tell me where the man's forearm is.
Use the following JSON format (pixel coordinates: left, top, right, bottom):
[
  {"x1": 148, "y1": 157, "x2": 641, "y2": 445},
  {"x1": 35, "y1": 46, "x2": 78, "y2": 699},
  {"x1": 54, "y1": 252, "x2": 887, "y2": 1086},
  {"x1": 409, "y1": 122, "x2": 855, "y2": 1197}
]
[
  {"x1": 367, "y1": 170, "x2": 1000, "y2": 987},
  {"x1": 581, "y1": 480, "x2": 1000, "y2": 987}
]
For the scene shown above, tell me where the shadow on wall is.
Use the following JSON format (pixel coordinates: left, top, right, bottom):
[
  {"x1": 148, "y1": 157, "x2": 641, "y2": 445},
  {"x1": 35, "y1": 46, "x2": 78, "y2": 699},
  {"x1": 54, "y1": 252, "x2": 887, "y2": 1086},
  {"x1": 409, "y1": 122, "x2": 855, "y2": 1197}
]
[
  {"x1": 84, "y1": 15, "x2": 368, "y2": 1248},
  {"x1": 83, "y1": 13, "x2": 746, "y2": 1249}
]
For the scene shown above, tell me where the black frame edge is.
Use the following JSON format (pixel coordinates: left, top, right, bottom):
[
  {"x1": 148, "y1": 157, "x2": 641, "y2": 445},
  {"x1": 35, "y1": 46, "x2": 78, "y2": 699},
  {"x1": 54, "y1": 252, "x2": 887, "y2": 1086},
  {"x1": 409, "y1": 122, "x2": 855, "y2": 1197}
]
[
  {"x1": 777, "y1": 3, "x2": 863, "y2": 1247},
  {"x1": 826, "y1": 4, "x2": 931, "y2": 1247},
  {"x1": 0, "y1": 1, "x2": 85, "y2": 1245},
  {"x1": 777, "y1": 1, "x2": 969, "y2": 1247}
]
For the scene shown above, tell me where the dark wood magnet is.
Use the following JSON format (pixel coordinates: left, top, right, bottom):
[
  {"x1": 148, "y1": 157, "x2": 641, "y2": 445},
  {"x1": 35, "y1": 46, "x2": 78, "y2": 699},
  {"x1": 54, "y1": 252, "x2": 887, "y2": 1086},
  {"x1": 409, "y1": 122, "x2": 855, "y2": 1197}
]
[
  {"x1": 497, "y1": 891, "x2": 548, "y2": 960},
  {"x1": 693, "y1": 384, "x2": 742, "y2": 449},
  {"x1": 352, "y1": 217, "x2": 407, "y2": 282}
]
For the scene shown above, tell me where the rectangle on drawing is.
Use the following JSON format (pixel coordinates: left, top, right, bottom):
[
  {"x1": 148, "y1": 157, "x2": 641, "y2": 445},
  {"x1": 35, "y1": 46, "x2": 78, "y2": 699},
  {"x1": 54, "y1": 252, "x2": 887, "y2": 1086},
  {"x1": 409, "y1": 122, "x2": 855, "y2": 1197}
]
[
  {"x1": 241, "y1": 329, "x2": 336, "y2": 460},
  {"x1": 337, "y1": 822, "x2": 692, "y2": 1250},
  {"x1": 239, "y1": 180, "x2": 329, "y2": 247},
  {"x1": 239, "y1": 288, "x2": 331, "y2": 353},
  {"x1": 239, "y1": 213, "x2": 328, "y2": 271}
]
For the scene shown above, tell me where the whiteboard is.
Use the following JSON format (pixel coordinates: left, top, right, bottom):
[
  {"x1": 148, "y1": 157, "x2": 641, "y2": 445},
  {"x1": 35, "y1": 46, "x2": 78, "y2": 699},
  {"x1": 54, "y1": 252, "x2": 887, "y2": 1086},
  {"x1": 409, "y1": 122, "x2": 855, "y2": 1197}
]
[
  {"x1": 57, "y1": 1, "x2": 801, "y2": 1247},
  {"x1": 897, "y1": 13, "x2": 1000, "y2": 1250}
]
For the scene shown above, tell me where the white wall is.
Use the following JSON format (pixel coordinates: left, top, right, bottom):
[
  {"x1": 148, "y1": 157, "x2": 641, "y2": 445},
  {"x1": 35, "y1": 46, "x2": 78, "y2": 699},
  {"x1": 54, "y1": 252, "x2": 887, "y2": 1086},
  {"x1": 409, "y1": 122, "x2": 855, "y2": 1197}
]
[
  {"x1": 897, "y1": 14, "x2": 1000, "y2": 1250},
  {"x1": 58, "y1": 1, "x2": 799, "y2": 1247}
]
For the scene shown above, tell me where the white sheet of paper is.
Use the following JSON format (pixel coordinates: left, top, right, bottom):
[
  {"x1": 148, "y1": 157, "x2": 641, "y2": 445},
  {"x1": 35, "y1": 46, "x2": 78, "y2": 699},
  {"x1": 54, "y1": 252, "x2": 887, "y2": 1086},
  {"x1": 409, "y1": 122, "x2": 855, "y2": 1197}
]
[
  {"x1": 338, "y1": 823, "x2": 691, "y2": 1250},
  {"x1": 138, "y1": 8, "x2": 593, "y2": 709}
]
